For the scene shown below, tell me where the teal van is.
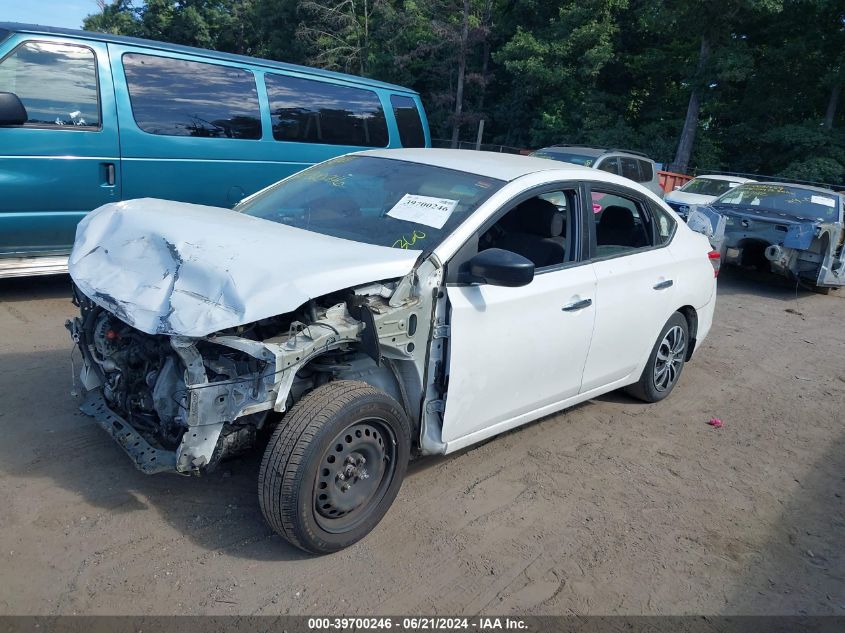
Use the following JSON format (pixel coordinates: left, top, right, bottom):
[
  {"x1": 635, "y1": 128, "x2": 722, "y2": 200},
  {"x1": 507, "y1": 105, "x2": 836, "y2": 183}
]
[{"x1": 0, "y1": 23, "x2": 430, "y2": 277}]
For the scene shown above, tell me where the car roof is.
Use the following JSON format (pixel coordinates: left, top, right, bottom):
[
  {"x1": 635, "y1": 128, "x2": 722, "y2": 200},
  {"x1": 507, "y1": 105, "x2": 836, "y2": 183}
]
[
  {"x1": 0, "y1": 22, "x2": 416, "y2": 94},
  {"x1": 537, "y1": 145, "x2": 653, "y2": 161},
  {"x1": 359, "y1": 148, "x2": 582, "y2": 181}
]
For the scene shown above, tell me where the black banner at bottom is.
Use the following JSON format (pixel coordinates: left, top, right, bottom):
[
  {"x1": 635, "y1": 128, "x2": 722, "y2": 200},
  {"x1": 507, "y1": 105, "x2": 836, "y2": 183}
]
[{"x1": 1, "y1": 616, "x2": 844, "y2": 633}]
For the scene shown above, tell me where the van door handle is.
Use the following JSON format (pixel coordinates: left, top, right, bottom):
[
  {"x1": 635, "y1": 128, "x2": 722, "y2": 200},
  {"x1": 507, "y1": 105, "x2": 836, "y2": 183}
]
[
  {"x1": 653, "y1": 279, "x2": 673, "y2": 290},
  {"x1": 562, "y1": 298, "x2": 592, "y2": 312},
  {"x1": 103, "y1": 162, "x2": 116, "y2": 186}
]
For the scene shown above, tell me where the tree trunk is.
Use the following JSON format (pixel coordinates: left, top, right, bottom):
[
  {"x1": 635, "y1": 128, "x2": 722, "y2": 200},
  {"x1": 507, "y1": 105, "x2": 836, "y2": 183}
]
[
  {"x1": 450, "y1": 0, "x2": 470, "y2": 149},
  {"x1": 673, "y1": 35, "x2": 711, "y2": 173},
  {"x1": 824, "y1": 82, "x2": 841, "y2": 130}
]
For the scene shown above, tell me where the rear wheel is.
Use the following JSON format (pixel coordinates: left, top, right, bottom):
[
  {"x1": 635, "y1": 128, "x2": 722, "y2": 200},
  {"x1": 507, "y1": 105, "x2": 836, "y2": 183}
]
[
  {"x1": 258, "y1": 380, "x2": 410, "y2": 554},
  {"x1": 626, "y1": 312, "x2": 689, "y2": 403}
]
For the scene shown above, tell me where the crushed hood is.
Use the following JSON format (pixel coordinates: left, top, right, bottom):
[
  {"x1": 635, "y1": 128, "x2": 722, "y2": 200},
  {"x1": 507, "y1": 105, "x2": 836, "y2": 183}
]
[{"x1": 69, "y1": 199, "x2": 421, "y2": 337}]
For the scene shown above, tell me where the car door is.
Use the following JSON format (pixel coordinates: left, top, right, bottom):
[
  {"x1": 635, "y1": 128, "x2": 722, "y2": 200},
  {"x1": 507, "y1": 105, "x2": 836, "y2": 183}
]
[
  {"x1": 580, "y1": 183, "x2": 678, "y2": 393},
  {"x1": 439, "y1": 186, "x2": 597, "y2": 447},
  {"x1": 0, "y1": 35, "x2": 120, "y2": 256}
]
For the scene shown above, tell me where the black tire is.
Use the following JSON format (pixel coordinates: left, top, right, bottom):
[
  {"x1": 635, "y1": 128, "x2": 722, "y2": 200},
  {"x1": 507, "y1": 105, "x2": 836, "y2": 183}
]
[
  {"x1": 258, "y1": 380, "x2": 410, "y2": 554},
  {"x1": 625, "y1": 312, "x2": 690, "y2": 403}
]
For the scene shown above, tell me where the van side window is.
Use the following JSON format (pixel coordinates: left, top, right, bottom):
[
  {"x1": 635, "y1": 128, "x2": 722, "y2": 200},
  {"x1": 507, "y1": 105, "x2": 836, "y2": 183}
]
[
  {"x1": 0, "y1": 41, "x2": 99, "y2": 128},
  {"x1": 390, "y1": 95, "x2": 425, "y2": 148},
  {"x1": 265, "y1": 74, "x2": 389, "y2": 147},
  {"x1": 123, "y1": 54, "x2": 261, "y2": 139}
]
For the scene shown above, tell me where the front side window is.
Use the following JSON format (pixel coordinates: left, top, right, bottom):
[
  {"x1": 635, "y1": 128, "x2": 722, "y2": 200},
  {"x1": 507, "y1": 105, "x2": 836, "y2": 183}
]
[
  {"x1": 596, "y1": 157, "x2": 619, "y2": 175},
  {"x1": 266, "y1": 74, "x2": 389, "y2": 147},
  {"x1": 0, "y1": 41, "x2": 99, "y2": 128},
  {"x1": 237, "y1": 155, "x2": 503, "y2": 250},
  {"x1": 477, "y1": 190, "x2": 575, "y2": 270},
  {"x1": 123, "y1": 53, "x2": 261, "y2": 139},
  {"x1": 591, "y1": 190, "x2": 654, "y2": 257},
  {"x1": 390, "y1": 94, "x2": 425, "y2": 148}
]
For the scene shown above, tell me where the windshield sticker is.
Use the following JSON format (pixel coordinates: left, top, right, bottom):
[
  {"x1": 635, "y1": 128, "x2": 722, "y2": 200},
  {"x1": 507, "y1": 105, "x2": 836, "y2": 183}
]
[
  {"x1": 811, "y1": 195, "x2": 835, "y2": 208},
  {"x1": 392, "y1": 230, "x2": 427, "y2": 249},
  {"x1": 387, "y1": 194, "x2": 459, "y2": 229}
]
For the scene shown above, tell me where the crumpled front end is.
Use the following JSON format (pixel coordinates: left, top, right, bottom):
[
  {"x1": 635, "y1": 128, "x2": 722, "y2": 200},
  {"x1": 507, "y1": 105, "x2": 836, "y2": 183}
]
[{"x1": 67, "y1": 289, "x2": 282, "y2": 473}]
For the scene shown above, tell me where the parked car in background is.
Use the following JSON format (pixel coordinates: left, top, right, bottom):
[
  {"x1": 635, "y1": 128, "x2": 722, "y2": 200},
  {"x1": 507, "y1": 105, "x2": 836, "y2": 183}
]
[
  {"x1": 67, "y1": 149, "x2": 717, "y2": 553},
  {"x1": 0, "y1": 23, "x2": 429, "y2": 278},
  {"x1": 530, "y1": 145, "x2": 663, "y2": 197},
  {"x1": 664, "y1": 174, "x2": 755, "y2": 220},
  {"x1": 698, "y1": 182, "x2": 844, "y2": 293}
]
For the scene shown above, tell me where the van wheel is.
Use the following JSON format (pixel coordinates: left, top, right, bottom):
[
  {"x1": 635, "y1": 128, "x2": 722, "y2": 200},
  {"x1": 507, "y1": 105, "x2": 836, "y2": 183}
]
[
  {"x1": 258, "y1": 380, "x2": 410, "y2": 554},
  {"x1": 626, "y1": 312, "x2": 689, "y2": 403}
]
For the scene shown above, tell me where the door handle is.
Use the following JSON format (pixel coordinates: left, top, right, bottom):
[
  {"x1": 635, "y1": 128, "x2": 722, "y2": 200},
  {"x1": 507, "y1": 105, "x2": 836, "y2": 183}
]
[
  {"x1": 653, "y1": 279, "x2": 674, "y2": 290},
  {"x1": 562, "y1": 298, "x2": 592, "y2": 312},
  {"x1": 102, "y1": 162, "x2": 115, "y2": 186}
]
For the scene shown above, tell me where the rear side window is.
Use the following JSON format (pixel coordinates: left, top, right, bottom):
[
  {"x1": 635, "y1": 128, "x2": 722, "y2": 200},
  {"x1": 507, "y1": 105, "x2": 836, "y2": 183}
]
[
  {"x1": 651, "y1": 203, "x2": 677, "y2": 245},
  {"x1": 266, "y1": 73, "x2": 389, "y2": 147},
  {"x1": 591, "y1": 190, "x2": 654, "y2": 257},
  {"x1": 123, "y1": 53, "x2": 261, "y2": 139},
  {"x1": 638, "y1": 159, "x2": 654, "y2": 182},
  {"x1": 390, "y1": 95, "x2": 425, "y2": 147},
  {"x1": 596, "y1": 157, "x2": 619, "y2": 175},
  {"x1": 620, "y1": 157, "x2": 640, "y2": 181},
  {"x1": 0, "y1": 41, "x2": 99, "y2": 128}
]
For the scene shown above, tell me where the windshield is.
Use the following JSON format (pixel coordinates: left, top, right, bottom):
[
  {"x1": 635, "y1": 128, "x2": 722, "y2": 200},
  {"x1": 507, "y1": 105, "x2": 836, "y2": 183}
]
[
  {"x1": 236, "y1": 155, "x2": 505, "y2": 250},
  {"x1": 713, "y1": 183, "x2": 840, "y2": 221},
  {"x1": 680, "y1": 177, "x2": 743, "y2": 196},
  {"x1": 530, "y1": 150, "x2": 597, "y2": 167}
]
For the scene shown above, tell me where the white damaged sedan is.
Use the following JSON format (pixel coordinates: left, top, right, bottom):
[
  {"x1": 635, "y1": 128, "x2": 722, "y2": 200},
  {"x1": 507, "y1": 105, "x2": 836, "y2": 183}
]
[{"x1": 67, "y1": 149, "x2": 718, "y2": 553}]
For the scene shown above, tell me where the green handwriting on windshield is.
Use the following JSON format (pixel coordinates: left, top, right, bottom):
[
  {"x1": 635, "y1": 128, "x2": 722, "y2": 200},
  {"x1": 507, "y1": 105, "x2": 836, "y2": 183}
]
[{"x1": 392, "y1": 230, "x2": 427, "y2": 249}]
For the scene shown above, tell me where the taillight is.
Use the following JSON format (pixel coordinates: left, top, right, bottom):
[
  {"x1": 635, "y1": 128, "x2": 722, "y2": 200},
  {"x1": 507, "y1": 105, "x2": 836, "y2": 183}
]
[{"x1": 708, "y1": 250, "x2": 721, "y2": 277}]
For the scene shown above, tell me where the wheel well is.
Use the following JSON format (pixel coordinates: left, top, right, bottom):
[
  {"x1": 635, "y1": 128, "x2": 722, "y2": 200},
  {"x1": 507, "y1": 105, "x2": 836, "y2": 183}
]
[{"x1": 678, "y1": 306, "x2": 698, "y2": 361}]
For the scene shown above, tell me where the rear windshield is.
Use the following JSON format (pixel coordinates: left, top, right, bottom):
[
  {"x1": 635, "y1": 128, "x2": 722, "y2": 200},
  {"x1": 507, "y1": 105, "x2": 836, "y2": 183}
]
[
  {"x1": 680, "y1": 177, "x2": 743, "y2": 196},
  {"x1": 237, "y1": 155, "x2": 504, "y2": 250},
  {"x1": 714, "y1": 183, "x2": 840, "y2": 221}
]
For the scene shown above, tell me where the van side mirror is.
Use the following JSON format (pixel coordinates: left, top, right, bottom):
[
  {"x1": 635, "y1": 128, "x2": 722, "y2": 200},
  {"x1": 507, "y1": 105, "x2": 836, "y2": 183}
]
[
  {"x1": 465, "y1": 248, "x2": 535, "y2": 287},
  {"x1": 0, "y1": 92, "x2": 27, "y2": 126}
]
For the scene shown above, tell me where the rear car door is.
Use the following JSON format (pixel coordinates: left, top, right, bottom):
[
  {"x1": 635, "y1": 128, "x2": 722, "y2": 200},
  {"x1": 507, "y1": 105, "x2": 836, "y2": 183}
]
[
  {"x1": 580, "y1": 183, "x2": 678, "y2": 393},
  {"x1": 440, "y1": 186, "x2": 597, "y2": 447},
  {"x1": 0, "y1": 35, "x2": 120, "y2": 256}
]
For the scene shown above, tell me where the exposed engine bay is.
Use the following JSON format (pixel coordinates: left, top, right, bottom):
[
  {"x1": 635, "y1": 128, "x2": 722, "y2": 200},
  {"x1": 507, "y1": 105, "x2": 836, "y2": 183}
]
[{"x1": 67, "y1": 259, "x2": 446, "y2": 475}]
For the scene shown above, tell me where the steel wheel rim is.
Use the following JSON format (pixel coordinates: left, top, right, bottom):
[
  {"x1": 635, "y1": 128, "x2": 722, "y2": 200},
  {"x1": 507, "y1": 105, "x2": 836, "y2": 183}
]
[
  {"x1": 653, "y1": 325, "x2": 686, "y2": 392},
  {"x1": 313, "y1": 417, "x2": 397, "y2": 534}
]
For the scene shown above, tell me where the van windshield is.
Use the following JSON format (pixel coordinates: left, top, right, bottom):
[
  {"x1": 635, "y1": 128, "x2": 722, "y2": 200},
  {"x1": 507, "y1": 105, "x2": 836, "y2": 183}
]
[{"x1": 236, "y1": 156, "x2": 504, "y2": 250}]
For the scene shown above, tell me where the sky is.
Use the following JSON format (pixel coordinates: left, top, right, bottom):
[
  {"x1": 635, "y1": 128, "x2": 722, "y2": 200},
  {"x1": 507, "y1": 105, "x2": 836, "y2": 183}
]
[{"x1": 0, "y1": 0, "x2": 101, "y2": 30}]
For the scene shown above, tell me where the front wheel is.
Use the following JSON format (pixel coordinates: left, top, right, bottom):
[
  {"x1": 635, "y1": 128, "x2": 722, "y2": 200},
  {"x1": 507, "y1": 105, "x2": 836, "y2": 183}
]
[
  {"x1": 258, "y1": 380, "x2": 411, "y2": 554},
  {"x1": 626, "y1": 312, "x2": 689, "y2": 403}
]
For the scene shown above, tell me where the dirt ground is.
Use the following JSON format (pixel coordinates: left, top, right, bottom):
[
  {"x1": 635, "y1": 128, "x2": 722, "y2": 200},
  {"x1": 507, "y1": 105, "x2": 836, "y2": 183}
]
[{"x1": 0, "y1": 270, "x2": 843, "y2": 616}]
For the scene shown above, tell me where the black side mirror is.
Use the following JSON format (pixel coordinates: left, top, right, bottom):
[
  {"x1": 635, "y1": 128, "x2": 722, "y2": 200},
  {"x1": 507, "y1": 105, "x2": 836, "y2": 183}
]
[
  {"x1": 0, "y1": 92, "x2": 27, "y2": 126},
  {"x1": 465, "y1": 248, "x2": 535, "y2": 287}
]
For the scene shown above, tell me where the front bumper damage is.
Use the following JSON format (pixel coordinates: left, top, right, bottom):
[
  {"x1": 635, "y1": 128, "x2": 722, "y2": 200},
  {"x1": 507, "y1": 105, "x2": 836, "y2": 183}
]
[
  {"x1": 68, "y1": 270, "x2": 440, "y2": 474},
  {"x1": 69, "y1": 303, "x2": 366, "y2": 474}
]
